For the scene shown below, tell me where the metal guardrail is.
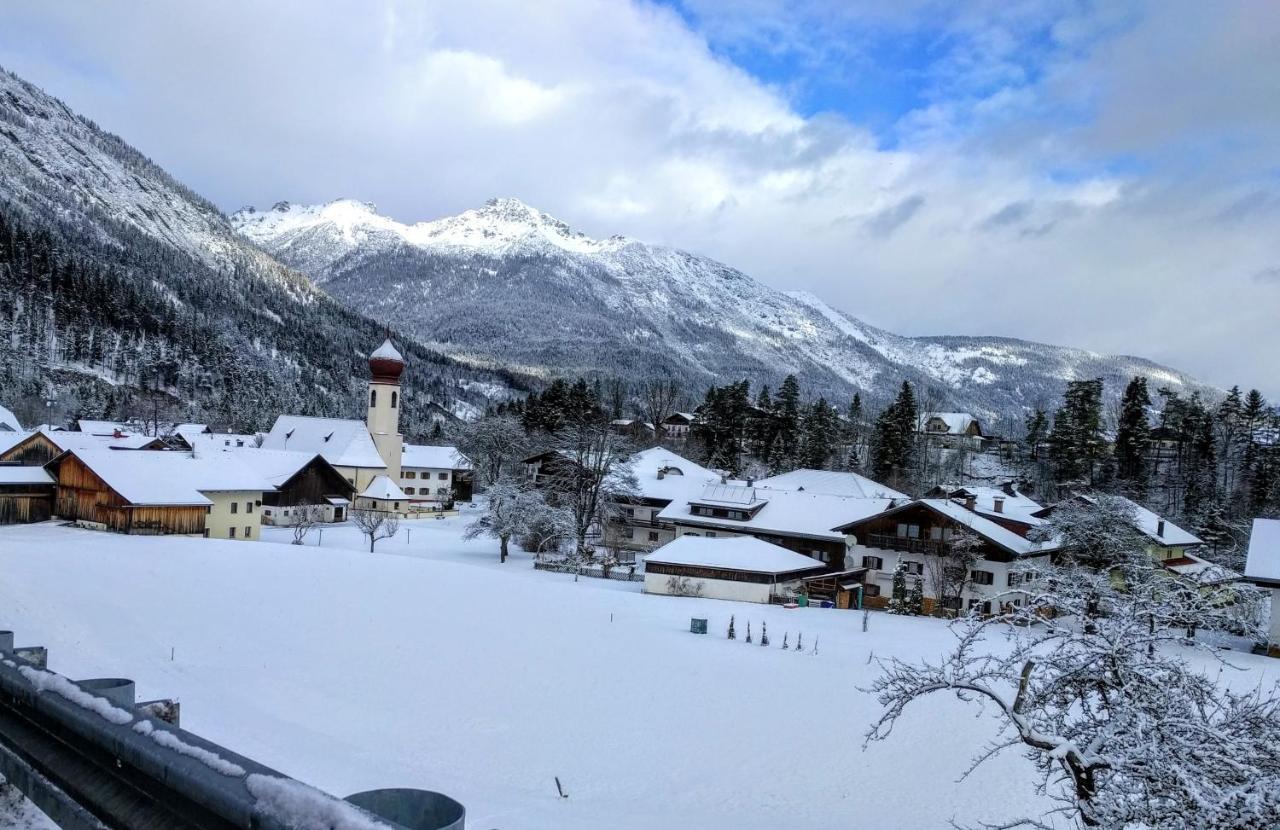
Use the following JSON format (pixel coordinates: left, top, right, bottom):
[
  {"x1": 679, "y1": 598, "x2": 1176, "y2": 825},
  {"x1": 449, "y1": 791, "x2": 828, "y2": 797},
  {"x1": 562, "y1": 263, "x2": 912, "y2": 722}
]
[{"x1": 0, "y1": 630, "x2": 464, "y2": 830}]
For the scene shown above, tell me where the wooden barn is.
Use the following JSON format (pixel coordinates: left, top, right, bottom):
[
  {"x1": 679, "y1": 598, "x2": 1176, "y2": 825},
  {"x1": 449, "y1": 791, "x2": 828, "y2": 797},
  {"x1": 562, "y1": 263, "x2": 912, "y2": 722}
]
[
  {"x1": 0, "y1": 429, "x2": 164, "y2": 467},
  {"x1": 46, "y1": 448, "x2": 272, "y2": 536},
  {"x1": 0, "y1": 464, "x2": 55, "y2": 525}
]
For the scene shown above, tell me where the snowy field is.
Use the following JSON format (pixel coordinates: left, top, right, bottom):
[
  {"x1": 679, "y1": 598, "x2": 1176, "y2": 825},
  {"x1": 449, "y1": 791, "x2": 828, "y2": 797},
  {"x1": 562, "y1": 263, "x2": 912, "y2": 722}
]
[{"x1": 1, "y1": 514, "x2": 1275, "y2": 829}]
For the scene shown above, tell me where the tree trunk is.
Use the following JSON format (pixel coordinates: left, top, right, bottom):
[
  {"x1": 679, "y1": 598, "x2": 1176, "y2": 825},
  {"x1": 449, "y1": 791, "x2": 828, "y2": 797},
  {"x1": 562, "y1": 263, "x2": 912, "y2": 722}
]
[
  {"x1": 369, "y1": 535, "x2": 375, "y2": 553},
  {"x1": 500, "y1": 534, "x2": 509, "y2": 563}
]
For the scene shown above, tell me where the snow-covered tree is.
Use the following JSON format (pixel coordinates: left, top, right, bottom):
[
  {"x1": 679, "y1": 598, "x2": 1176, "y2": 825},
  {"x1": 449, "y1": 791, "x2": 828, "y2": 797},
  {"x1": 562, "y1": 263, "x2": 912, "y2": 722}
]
[
  {"x1": 923, "y1": 530, "x2": 981, "y2": 618},
  {"x1": 350, "y1": 507, "x2": 399, "y2": 553},
  {"x1": 888, "y1": 563, "x2": 910, "y2": 615},
  {"x1": 451, "y1": 414, "x2": 530, "y2": 489},
  {"x1": 867, "y1": 554, "x2": 1275, "y2": 830},
  {"x1": 463, "y1": 472, "x2": 565, "y2": 562},
  {"x1": 908, "y1": 575, "x2": 924, "y2": 616},
  {"x1": 544, "y1": 421, "x2": 639, "y2": 557}
]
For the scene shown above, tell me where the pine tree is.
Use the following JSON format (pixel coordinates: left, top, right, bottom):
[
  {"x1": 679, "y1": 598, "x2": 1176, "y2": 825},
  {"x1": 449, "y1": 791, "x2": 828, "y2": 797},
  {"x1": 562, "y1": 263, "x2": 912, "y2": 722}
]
[
  {"x1": 781, "y1": 632, "x2": 789, "y2": 650},
  {"x1": 888, "y1": 562, "x2": 909, "y2": 614},
  {"x1": 760, "y1": 622, "x2": 769, "y2": 647},
  {"x1": 872, "y1": 382, "x2": 918, "y2": 491},
  {"x1": 1114, "y1": 376, "x2": 1152, "y2": 496},
  {"x1": 908, "y1": 575, "x2": 924, "y2": 616},
  {"x1": 727, "y1": 615, "x2": 736, "y2": 640},
  {"x1": 796, "y1": 632, "x2": 803, "y2": 652},
  {"x1": 745, "y1": 621, "x2": 752, "y2": 644},
  {"x1": 1048, "y1": 378, "x2": 1106, "y2": 486},
  {"x1": 774, "y1": 375, "x2": 801, "y2": 467}
]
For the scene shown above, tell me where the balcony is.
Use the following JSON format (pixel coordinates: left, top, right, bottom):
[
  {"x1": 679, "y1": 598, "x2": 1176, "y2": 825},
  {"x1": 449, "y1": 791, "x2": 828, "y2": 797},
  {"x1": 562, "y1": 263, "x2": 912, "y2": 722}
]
[{"x1": 865, "y1": 533, "x2": 951, "y2": 556}]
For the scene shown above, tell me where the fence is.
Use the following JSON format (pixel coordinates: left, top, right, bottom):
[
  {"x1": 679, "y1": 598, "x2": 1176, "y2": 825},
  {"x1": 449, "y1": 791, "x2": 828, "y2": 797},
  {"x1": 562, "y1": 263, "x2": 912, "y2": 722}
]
[{"x1": 533, "y1": 560, "x2": 645, "y2": 582}]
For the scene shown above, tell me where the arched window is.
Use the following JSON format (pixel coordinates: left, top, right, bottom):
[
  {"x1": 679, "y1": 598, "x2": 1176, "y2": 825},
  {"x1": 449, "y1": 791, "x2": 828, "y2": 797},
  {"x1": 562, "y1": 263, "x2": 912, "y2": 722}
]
[
  {"x1": 370, "y1": 389, "x2": 377, "y2": 407},
  {"x1": 391, "y1": 391, "x2": 398, "y2": 408}
]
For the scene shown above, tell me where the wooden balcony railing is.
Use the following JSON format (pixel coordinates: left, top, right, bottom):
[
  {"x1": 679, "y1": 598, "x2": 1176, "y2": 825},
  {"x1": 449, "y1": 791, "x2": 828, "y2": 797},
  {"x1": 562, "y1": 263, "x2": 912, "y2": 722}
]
[{"x1": 865, "y1": 533, "x2": 951, "y2": 555}]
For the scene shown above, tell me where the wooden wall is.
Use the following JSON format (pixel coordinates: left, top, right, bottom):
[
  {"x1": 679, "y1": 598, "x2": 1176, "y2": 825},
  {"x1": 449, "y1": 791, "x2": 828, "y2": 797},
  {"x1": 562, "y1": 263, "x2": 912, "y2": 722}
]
[
  {"x1": 268, "y1": 460, "x2": 355, "y2": 508},
  {"x1": 0, "y1": 433, "x2": 62, "y2": 467},
  {"x1": 0, "y1": 494, "x2": 52, "y2": 524},
  {"x1": 50, "y1": 454, "x2": 206, "y2": 534}
]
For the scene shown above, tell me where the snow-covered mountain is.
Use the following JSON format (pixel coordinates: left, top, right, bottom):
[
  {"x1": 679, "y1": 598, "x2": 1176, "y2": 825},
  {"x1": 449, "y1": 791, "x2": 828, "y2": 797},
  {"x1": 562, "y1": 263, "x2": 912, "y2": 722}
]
[
  {"x1": 0, "y1": 67, "x2": 517, "y2": 429},
  {"x1": 233, "y1": 198, "x2": 1210, "y2": 417}
]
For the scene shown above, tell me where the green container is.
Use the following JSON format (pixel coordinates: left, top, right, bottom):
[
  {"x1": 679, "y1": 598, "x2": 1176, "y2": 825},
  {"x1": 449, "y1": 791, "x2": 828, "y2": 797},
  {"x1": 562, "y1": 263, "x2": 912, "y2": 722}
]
[
  {"x1": 797, "y1": 596, "x2": 809, "y2": 607},
  {"x1": 690, "y1": 618, "x2": 708, "y2": 634}
]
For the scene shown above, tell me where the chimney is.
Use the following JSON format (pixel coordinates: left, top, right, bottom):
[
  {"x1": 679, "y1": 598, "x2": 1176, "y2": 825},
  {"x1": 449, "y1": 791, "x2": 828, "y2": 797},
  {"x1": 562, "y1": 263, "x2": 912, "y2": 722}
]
[
  {"x1": 1157, "y1": 519, "x2": 1165, "y2": 538},
  {"x1": 964, "y1": 494, "x2": 976, "y2": 511},
  {"x1": 657, "y1": 467, "x2": 666, "y2": 480},
  {"x1": 1001, "y1": 481, "x2": 1017, "y2": 497},
  {"x1": 746, "y1": 477, "x2": 754, "y2": 487},
  {"x1": 993, "y1": 496, "x2": 1005, "y2": 514},
  {"x1": 112, "y1": 428, "x2": 124, "y2": 438}
]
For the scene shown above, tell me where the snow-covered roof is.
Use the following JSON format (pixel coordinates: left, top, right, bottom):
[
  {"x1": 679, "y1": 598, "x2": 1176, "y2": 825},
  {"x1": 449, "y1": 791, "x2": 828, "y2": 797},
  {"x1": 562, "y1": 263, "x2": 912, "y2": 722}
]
[
  {"x1": 1163, "y1": 553, "x2": 1239, "y2": 586},
  {"x1": 213, "y1": 447, "x2": 336, "y2": 488},
  {"x1": 645, "y1": 536, "x2": 826, "y2": 575},
  {"x1": 370, "y1": 338, "x2": 403, "y2": 362},
  {"x1": 1076, "y1": 494, "x2": 1201, "y2": 548},
  {"x1": 0, "y1": 430, "x2": 30, "y2": 456},
  {"x1": 0, "y1": 404, "x2": 20, "y2": 432},
  {"x1": 188, "y1": 432, "x2": 259, "y2": 449},
  {"x1": 39, "y1": 429, "x2": 160, "y2": 452},
  {"x1": 663, "y1": 412, "x2": 697, "y2": 424},
  {"x1": 839, "y1": 499, "x2": 1061, "y2": 557},
  {"x1": 754, "y1": 469, "x2": 907, "y2": 500},
  {"x1": 75, "y1": 419, "x2": 132, "y2": 435},
  {"x1": 360, "y1": 475, "x2": 408, "y2": 501},
  {"x1": 402, "y1": 444, "x2": 472, "y2": 470},
  {"x1": 659, "y1": 488, "x2": 894, "y2": 542},
  {"x1": 934, "y1": 485, "x2": 1044, "y2": 524},
  {"x1": 628, "y1": 447, "x2": 720, "y2": 503},
  {"x1": 0, "y1": 465, "x2": 53, "y2": 485},
  {"x1": 60, "y1": 449, "x2": 274, "y2": 506},
  {"x1": 694, "y1": 483, "x2": 759, "y2": 506},
  {"x1": 1245, "y1": 519, "x2": 1280, "y2": 584},
  {"x1": 920, "y1": 412, "x2": 980, "y2": 435},
  {"x1": 262, "y1": 416, "x2": 386, "y2": 469}
]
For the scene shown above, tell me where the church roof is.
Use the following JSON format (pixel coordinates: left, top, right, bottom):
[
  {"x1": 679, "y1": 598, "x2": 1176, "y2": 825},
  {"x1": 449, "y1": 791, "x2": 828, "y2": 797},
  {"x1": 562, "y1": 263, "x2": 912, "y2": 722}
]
[
  {"x1": 261, "y1": 416, "x2": 387, "y2": 470},
  {"x1": 370, "y1": 338, "x2": 404, "y2": 362}
]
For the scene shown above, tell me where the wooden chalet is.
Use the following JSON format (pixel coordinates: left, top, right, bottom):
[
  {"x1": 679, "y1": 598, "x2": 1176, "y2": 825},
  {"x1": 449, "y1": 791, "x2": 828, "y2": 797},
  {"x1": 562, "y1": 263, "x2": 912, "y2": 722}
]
[
  {"x1": 222, "y1": 448, "x2": 356, "y2": 524},
  {"x1": 48, "y1": 452, "x2": 207, "y2": 534},
  {"x1": 0, "y1": 464, "x2": 55, "y2": 525}
]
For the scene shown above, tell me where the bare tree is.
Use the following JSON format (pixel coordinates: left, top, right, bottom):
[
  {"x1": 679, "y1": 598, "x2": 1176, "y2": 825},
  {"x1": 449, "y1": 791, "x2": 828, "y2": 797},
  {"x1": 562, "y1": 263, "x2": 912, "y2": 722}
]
[
  {"x1": 450, "y1": 414, "x2": 530, "y2": 489},
  {"x1": 350, "y1": 507, "x2": 400, "y2": 553},
  {"x1": 922, "y1": 529, "x2": 981, "y2": 617},
  {"x1": 544, "y1": 421, "x2": 639, "y2": 556},
  {"x1": 464, "y1": 472, "x2": 567, "y2": 562},
  {"x1": 287, "y1": 503, "x2": 326, "y2": 545},
  {"x1": 637, "y1": 379, "x2": 681, "y2": 442},
  {"x1": 868, "y1": 555, "x2": 1274, "y2": 830}
]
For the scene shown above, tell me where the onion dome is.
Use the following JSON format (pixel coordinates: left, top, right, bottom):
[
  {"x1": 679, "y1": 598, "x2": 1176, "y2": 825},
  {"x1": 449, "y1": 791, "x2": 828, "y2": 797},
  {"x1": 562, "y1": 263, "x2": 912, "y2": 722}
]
[{"x1": 369, "y1": 338, "x2": 405, "y2": 383}]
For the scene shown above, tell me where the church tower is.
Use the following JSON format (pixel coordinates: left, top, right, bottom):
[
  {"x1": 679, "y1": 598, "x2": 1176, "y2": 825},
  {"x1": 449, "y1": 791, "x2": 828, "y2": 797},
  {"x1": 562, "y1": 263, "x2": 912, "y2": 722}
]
[{"x1": 367, "y1": 338, "x2": 404, "y2": 481}]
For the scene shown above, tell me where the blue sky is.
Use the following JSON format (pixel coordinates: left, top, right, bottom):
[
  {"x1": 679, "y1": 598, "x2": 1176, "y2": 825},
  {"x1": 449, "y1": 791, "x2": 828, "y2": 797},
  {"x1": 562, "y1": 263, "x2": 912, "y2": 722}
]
[{"x1": 1, "y1": 0, "x2": 1278, "y2": 394}]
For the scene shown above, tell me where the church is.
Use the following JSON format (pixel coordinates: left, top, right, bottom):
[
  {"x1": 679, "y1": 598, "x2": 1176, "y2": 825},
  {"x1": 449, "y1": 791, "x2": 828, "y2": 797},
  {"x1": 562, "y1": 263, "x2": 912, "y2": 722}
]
[{"x1": 261, "y1": 339, "x2": 412, "y2": 512}]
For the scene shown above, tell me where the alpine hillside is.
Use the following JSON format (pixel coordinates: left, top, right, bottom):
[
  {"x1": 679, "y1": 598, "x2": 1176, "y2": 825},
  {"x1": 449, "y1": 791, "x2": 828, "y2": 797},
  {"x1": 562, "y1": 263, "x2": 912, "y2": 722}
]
[
  {"x1": 233, "y1": 197, "x2": 1211, "y2": 418},
  {"x1": 0, "y1": 67, "x2": 520, "y2": 431}
]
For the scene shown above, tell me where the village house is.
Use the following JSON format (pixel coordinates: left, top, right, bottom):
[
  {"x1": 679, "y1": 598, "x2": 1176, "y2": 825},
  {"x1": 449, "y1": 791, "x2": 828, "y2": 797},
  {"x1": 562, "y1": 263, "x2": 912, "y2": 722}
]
[
  {"x1": 922, "y1": 483, "x2": 1044, "y2": 533},
  {"x1": 660, "y1": 412, "x2": 697, "y2": 441},
  {"x1": 173, "y1": 424, "x2": 260, "y2": 451},
  {"x1": 1244, "y1": 518, "x2": 1280, "y2": 656},
  {"x1": 400, "y1": 444, "x2": 473, "y2": 505},
  {"x1": 643, "y1": 535, "x2": 827, "y2": 604},
  {"x1": 609, "y1": 418, "x2": 655, "y2": 439},
  {"x1": 657, "y1": 481, "x2": 894, "y2": 570},
  {"x1": 835, "y1": 498, "x2": 1062, "y2": 615},
  {"x1": 753, "y1": 468, "x2": 907, "y2": 500},
  {"x1": 44, "y1": 448, "x2": 273, "y2": 538},
  {"x1": 605, "y1": 447, "x2": 721, "y2": 553},
  {"x1": 217, "y1": 447, "x2": 356, "y2": 525},
  {"x1": 0, "y1": 428, "x2": 166, "y2": 467},
  {"x1": 355, "y1": 475, "x2": 410, "y2": 516},
  {"x1": 919, "y1": 412, "x2": 984, "y2": 449},
  {"x1": 0, "y1": 404, "x2": 20, "y2": 433},
  {"x1": 262, "y1": 339, "x2": 406, "y2": 491}
]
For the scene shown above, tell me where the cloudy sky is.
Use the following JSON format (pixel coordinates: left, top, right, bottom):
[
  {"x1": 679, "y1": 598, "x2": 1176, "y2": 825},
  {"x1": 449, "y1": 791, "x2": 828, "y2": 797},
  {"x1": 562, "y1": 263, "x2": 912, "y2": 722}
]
[{"x1": 2, "y1": 1, "x2": 1278, "y2": 394}]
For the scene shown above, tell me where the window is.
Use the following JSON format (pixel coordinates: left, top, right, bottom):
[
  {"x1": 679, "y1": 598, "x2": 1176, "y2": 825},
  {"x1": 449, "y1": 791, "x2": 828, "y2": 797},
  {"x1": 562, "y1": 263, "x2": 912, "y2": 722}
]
[
  {"x1": 229, "y1": 527, "x2": 237, "y2": 538},
  {"x1": 246, "y1": 502, "x2": 254, "y2": 513},
  {"x1": 437, "y1": 472, "x2": 448, "y2": 480},
  {"x1": 971, "y1": 570, "x2": 994, "y2": 585},
  {"x1": 370, "y1": 389, "x2": 377, "y2": 407},
  {"x1": 968, "y1": 599, "x2": 992, "y2": 614},
  {"x1": 622, "y1": 527, "x2": 634, "y2": 538},
  {"x1": 393, "y1": 502, "x2": 400, "y2": 510},
  {"x1": 706, "y1": 531, "x2": 717, "y2": 538},
  {"x1": 391, "y1": 391, "x2": 398, "y2": 408},
  {"x1": 863, "y1": 583, "x2": 881, "y2": 597},
  {"x1": 405, "y1": 471, "x2": 416, "y2": 479},
  {"x1": 904, "y1": 561, "x2": 924, "y2": 576},
  {"x1": 814, "y1": 550, "x2": 830, "y2": 563},
  {"x1": 404, "y1": 487, "x2": 416, "y2": 495},
  {"x1": 896, "y1": 523, "x2": 920, "y2": 539},
  {"x1": 862, "y1": 555, "x2": 884, "y2": 570},
  {"x1": 245, "y1": 526, "x2": 252, "y2": 538},
  {"x1": 647, "y1": 531, "x2": 659, "y2": 542},
  {"x1": 1007, "y1": 572, "x2": 1022, "y2": 587},
  {"x1": 624, "y1": 507, "x2": 634, "y2": 517},
  {"x1": 230, "y1": 502, "x2": 238, "y2": 514}
]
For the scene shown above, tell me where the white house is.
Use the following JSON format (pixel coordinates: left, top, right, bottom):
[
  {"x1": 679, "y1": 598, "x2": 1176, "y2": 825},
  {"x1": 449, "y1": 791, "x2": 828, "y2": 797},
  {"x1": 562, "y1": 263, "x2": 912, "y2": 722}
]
[
  {"x1": 657, "y1": 481, "x2": 894, "y2": 569},
  {"x1": 643, "y1": 535, "x2": 826, "y2": 603},
  {"x1": 605, "y1": 447, "x2": 721, "y2": 552},
  {"x1": 356, "y1": 475, "x2": 410, "y2": 516},
  {"x1": 835, "y1": 498, "x2": 1062, "y2": 614},
  {"x1": 1245, "y1": 518, "x2": 1280, "y2": 655},
  {"x1": 262, "y1": 339, "x2": 406, "y2": 491},
  {"x1": 919, "y1": 412, "x2": 984, "y2": 448},
  {"x1": 400, "y1": 444, "x2": 472, "y2": 505}
]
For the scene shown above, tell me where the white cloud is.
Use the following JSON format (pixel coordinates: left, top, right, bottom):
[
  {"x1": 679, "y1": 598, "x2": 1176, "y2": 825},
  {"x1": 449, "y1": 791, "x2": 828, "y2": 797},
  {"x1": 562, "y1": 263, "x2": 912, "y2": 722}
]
[{"x1": 0, "y1": 0, "x2": 1277, "y2": 395}]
